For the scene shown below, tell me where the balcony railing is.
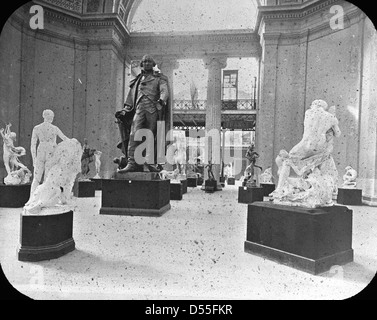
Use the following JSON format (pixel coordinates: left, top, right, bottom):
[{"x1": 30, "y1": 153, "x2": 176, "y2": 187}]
[{"x1": 173, "y1": 99, "x2": 256, "y2": 111}]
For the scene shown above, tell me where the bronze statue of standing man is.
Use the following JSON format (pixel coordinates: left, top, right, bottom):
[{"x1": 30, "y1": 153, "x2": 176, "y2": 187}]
[{"x1": 115, "y1": 55, "x2": 171, "y2": 173}]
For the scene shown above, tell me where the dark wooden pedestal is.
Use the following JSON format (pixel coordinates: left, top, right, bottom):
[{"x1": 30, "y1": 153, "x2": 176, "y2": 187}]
[
  {"x1": 18, "y1": 210, "x2": 75, "y2": 262},
  {"x1": 90, "y1": 178, "x2": 102, "y2": 190},
  {"x1": 170, "y1": 182, "x2": 183, "y2": 200},
  {"x1": 337, "y1": 188, "x2": 362, "y2": 206},
  {"x1": 187, "y1": 177, "x2": 197, "y2": 187},
  {"x1": 261, "y1": 184, "x2": 276, "y2": 197},
  {"x1": 100, "y1": 177, "x2": 171, "y2": 217},
  {"x1": 181, "y1": 179, "x2": 187, "y2": 194},
  {"x1": 238, "y1": 187, "x2": 264, "y2": 204},
  {"x1": 227, "y1": 177, "x2": 235, "y2": 185},
  {"x1": 220, "y1": 177, "x2": 226, "y2": 187},
  {"x1": 205, "y1": 179, "x2": 217, "y2": 193},
  {"x1": 244, "y1": 202, "x2": 354, "y2": 275},
  {"x1": 78, "y1": 180, "x2": 96, "y2": 197},
  {"x1": 0, "y1": 184, "x2": 31, "y2": 208},
  {"x1": 197, "y1": 177, "x2": 204, "y2": 186}
]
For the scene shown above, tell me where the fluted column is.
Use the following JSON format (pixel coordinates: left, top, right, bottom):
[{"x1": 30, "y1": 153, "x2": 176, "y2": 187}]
[{"x1": 203, "y1": 55, "x2": 227, "y2": 189}]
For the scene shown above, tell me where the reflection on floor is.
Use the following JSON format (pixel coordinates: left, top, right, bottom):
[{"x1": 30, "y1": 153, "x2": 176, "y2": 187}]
[{"x1": 1, "y1": 181, "x2": 376, "y2": 300}]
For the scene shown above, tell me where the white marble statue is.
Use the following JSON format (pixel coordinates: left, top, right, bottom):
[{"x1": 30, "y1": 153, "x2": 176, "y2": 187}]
[
  {"x1": 24, "y1": 138, "x2": 82, "y2": 215},
  {"x1": 29, "y1": 109, "x2": 68, "y2": 195},
  {"x1": 260, "y1": 167, "x2": 274, "y2": 184},
  {"x1": 158, "y1": 168, "x2": 180, "y2": 182},
  {"x1": 1, "y1": 123, "x2": 32, "y2": 185},
  {"x1": 93, "y1": 150, "x2": 102, "y2": 179},
  {"x1": 342, "y1": 165, "x2": 357, "y2": 188},
  {"x1": 270, "y1": 100, "x2": 341, "y2": 208}
]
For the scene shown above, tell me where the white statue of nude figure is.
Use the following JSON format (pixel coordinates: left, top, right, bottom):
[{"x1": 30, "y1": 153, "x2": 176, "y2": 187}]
[
  {"x1": 24, "y1": 138, "x2": 82, "y2": 215},
  {"x1": 1, "y1": 123, "x2": 32, "y2": 185},
  {"x1": 270, "y1": 100, "x2": 341, "y2": 208},
  {"x1": 93, "y1": 150, "x2": 102, "y2": 179},
  {"x1": 28, "y1": 109, "x2": 68, "y2": 195}
]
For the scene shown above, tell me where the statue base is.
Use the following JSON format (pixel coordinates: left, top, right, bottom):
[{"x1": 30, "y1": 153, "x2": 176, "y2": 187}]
[
  {"x1": 18, "y1": 210, "x2": 75, "y2": 262},
  {"x1": 337, "y1": 188, "x2": 362, "y2": 206},
  {"x1": 181, "y1": 179, "x2": 187, "y2": 194},
  {"x1": 187, "y1": 177, "x2": 197, "y2": 187},
  {"x1": 78, "y1": 180, "x2": 96, "y2": 197},
  {"x1": 0, "y1": 183, "x2": 31, "y2": 208},
  {"x1": 100, "y1": 177, "x2": 171, "y2": 217},
  {"x1": 261, "y1": 183, "x2": 276, "y2": 197},
  {"x1": 170, "y1": 182, "x2": 183, "y2": 200},
  {"x1": 244, "y1": 202, "x2": 354, "y2": 275},
  {"x1": 197, "y1": 177, "x2": 204, "y2": 186},
  {"x1": 238, "y1": 186, "x2": 264, "y2": 204},
  {"x1": 204, "y1": 179, "x2": 218, "y2": 193},
  {"x1": 90, "y1": 178, "x2": 102, "y2": 190},
  {"x1": 220, "y1": 177, "x2": 226, "y2": 188},
  {"x1": 227, "y1": 177, "x2": 235, "y2": 185}
]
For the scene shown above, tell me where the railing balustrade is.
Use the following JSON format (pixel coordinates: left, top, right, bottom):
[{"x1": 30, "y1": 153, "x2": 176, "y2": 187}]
[{"x1": 173, "y1": 99, "x2": 257, "y2": 111}]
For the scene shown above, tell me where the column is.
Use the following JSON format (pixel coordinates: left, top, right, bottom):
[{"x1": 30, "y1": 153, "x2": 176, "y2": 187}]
[{"x1": 203, "y1": 55, "x2": 227, "y2": 189}]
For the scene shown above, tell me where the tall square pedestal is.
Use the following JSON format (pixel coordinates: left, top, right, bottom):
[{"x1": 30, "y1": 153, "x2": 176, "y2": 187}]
[
  {"x1": 18, "y1": 210, "x2": 75, "y2": 262},
  {"x1": 244, "y1": 202, "x2": 354, "y2": 275},
  {"x1": 261, "y1": 184, "x2": 276, "y2": 197},
  {"x1": 238, "y1": 187, "x2": 264, "y2": 204},
  {"x1": 0, "y1": 184, "x2": 31, "y2": 208},
  {"x1": 171, "y1": 182, "x2": 183, "y2": 200},
  {"x1": 100, "y1": 174, "x2": 171, "y2": 217},
  {"x1": 78, "y1": 180, "x2": 96, "y2": 197},
  {"x1": 205, "y1": 179, "x2": 217, "y2": 193},
  {"x1": 187, "y1": 177, "x2": 197, "y2": 187},
  {"x1": 337, "y1": 188, "x2": 362, "y2": 206},
  {"x1": 181, "y1": 179, "x2": 187, "y2": 194}
]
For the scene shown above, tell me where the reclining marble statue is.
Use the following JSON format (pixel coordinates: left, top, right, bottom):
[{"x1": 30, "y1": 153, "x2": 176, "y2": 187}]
[
  {"x1": 270, "y1": 100, "x2": 341, "y2": 208},
  {"x1": 1, "y1": 123, "x2": 32, "y2": 185}
]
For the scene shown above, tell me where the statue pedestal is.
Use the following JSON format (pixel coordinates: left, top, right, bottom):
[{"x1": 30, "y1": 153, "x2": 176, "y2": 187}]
[
  {"x1": 219, "y1": 177, "x2": 226, "y2": 188},
  {"x1": 170, "y1": 182, "x2": 183, "y2": 200},
  {"x1": 244, "y1": 202, "x2": 354, "y2": 275},
  {"x1": 90, "y1": 178, "x2": 102, "y2": 190},
  {"x1": 180, "y1": 179, "x2": 187, "y2": 194},
  {"x1": 0, "y1": 184, "x2": 31, "y2": 208},
  {"x1": 197, "y1": 177, "x2": 204, "y2": 186},
  {"x1": 337, "y1": 188, "x2": 362, "y2": 206},
  {"x1": 238, "y1": 186, "x2": 264, "y2": 204},
  {"x1": 187, "y1": 177, "x2": 197, "y2": 187},
  {"x1": 78, "y1": 180, "x2": 96, "y2": 197},
  {"x1": 227, "y1": 177, "x2": 235, "y2": 185},
  {"x1": 18, "y1": 210, "x2": 75, "y2": 262},
  {"x1": 261, "y1": 183, "x2": 276, "y2": 197},
  {"x1": 100, "y1": 174, "x2": 171, "y2": 217},
  {"x1": 204, "y1": 179, "x2": 217, "y2": 193}
]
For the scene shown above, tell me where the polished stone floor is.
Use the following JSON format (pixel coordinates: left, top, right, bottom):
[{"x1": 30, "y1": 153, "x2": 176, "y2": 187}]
[{"x1": 0, "y1": 181, "x2": 376, "y2": 300}]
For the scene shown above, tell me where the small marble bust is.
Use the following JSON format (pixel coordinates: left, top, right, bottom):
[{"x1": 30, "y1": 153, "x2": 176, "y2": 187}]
[
  {"x1": 342, "y1": 165, "x2": 357, "y2": 189},
  {"x1": 260, "y1": 167, "x2": 274, "y2": 184}
]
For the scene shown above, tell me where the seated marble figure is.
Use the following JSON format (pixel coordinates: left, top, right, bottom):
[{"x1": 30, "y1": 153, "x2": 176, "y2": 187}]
[
  {"x1": 260, "y1": 167, "x2": 274, "y2": 184},
  {"x1": 1, "y1": 123, "x2": 32, "y2": 185},
  {"x1": 270, "y1": 100, "x2": 341, "y2": 208},
  {"x1": 24, "y1": 138, "x2": 82, "y2": 215},
  {"x1": 341, "y1": 165, "x2": 357, "y2": 188}
]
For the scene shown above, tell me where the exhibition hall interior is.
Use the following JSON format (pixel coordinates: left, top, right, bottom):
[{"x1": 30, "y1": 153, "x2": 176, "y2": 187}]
[{"x1": 0, "y1": 0, "x2": 377, "y2": 300}]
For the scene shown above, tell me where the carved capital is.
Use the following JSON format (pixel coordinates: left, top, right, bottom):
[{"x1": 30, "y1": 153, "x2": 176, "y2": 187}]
[{"x1": 203, "y1": 56, "x2": 227, "y2": 70}]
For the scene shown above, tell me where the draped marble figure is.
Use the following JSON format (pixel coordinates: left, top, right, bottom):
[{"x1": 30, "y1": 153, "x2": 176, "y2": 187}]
[{"x1": 270, "y1": 100, "x2": 341, "y2": 208}]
